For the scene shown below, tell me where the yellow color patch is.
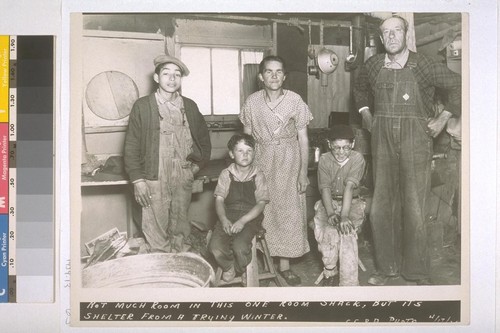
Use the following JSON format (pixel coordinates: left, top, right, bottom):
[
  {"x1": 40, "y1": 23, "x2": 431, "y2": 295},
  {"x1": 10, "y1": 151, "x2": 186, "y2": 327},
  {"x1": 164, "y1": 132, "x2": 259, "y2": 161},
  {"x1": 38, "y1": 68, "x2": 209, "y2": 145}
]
[{"x1": 0, "y1": 36, "x2": 9, "y2": 123}]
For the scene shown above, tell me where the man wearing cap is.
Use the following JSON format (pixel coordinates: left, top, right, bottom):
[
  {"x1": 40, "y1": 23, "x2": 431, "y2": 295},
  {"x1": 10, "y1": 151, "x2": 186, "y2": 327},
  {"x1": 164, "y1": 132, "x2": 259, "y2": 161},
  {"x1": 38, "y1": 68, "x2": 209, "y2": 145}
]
[
  {"x1": 353, "y1": 15, "x2": 461, "y2": 285},
  {"x1": 124, "y1": 54, "x2": 211, "y2": 253},
  {"x1": 312, "y1": 125, "x2": 366, "y2": 286}
]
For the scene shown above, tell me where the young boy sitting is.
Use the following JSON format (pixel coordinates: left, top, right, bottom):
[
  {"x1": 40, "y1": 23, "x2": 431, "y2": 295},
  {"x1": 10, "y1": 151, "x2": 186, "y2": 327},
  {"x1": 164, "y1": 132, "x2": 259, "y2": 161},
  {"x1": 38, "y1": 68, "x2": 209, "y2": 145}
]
[
  {"x1": 313, "y1": 125, "x2": 366, "y2": 286},
  {"x1": 208, "y1": 133, "x2": 270, "y2": 284}
]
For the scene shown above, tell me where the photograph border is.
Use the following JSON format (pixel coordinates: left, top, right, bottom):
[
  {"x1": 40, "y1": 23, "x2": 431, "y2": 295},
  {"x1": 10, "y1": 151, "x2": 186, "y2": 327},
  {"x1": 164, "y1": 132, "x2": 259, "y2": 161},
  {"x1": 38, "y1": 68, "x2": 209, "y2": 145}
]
[{"x1": 70, "y1": 8, "x2": 470, "y2": 328}]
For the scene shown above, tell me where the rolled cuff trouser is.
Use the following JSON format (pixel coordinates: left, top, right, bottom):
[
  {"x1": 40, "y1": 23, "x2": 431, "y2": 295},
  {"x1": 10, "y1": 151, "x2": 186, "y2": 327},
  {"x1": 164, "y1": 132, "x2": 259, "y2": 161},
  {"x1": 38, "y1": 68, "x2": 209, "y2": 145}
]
[
  {"x1": 142, "y1": 173, "x2": 193, "y2": 253},
  {"x1": 313, "y1": 199, "x2": 365, "y2": 286},
  {"x1": 370, "y1": 115, "x2": 432, "y2": 280},
  {"x1": 208, "y1": 220, "x2": 260, "y2": 274}
]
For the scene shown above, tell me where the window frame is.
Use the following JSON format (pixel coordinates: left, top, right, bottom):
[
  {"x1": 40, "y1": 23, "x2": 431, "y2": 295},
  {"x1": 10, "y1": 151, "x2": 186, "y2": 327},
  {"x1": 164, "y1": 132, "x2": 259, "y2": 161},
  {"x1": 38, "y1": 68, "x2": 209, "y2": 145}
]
[{"x1": 179, "y1": 45, "x2": 269, "y2": 122}]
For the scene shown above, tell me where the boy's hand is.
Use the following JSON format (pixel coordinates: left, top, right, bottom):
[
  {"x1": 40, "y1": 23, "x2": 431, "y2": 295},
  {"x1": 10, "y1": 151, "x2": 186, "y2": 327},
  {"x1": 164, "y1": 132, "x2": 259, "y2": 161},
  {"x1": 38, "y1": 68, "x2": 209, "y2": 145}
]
[
  {"x1": 339, "y1": 217, "x2": 355, "y2": 235},
  {"x1": 134, "y1": 181, "x2": 152, "y2": 208},
  {"x1": 230, "y1": 220, "x2": 245, "y2": 234},
  {"x1": 221, "y1": 218, "x2": 233, "y2": 235},
  {"x1": 190, "y1": 163, "x2": 200, "y2": 175},
  {"x1": 182, "y1": 162, "x2": 200, "y2": 175},
  {"x1": 327, "y1": 214, "x2": 339, "y2": 227}
]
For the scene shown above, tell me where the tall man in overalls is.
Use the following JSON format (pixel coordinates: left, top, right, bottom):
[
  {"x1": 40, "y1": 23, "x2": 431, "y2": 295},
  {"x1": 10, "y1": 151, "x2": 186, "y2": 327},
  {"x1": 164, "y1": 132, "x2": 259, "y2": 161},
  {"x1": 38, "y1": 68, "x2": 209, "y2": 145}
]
[{"x1": 353, "y1": 16, "x2": 461, "y2": 285}]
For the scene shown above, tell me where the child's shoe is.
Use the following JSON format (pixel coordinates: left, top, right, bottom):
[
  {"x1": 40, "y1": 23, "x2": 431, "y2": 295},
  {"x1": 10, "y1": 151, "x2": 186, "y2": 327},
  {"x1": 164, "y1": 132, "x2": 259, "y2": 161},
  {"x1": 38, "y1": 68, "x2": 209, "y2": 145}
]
[
  {"x1": 321, "y1": 266, "x2": 338, "y2": 286},
  {"x1": 222, "y1": 265, "x2": 236, "y2": 282}
]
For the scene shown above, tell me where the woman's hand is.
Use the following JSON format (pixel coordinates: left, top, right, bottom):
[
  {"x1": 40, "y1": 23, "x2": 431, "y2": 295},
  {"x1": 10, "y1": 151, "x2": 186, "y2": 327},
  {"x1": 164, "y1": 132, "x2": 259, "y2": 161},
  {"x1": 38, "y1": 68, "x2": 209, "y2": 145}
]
[
  {"x1": 134, "y1": 181, "x2": 152, "y2": 208},
  {"x1": 297, "y1": 174, "x2": 309, "y2": 194}
]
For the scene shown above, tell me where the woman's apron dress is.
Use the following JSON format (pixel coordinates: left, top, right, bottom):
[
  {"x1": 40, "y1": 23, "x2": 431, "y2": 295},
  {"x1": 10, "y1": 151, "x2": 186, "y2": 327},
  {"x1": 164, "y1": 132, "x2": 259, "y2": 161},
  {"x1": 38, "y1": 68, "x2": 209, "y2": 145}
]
[{"x1": 240, "y1": 89, "x2": 312, "y2": 258}]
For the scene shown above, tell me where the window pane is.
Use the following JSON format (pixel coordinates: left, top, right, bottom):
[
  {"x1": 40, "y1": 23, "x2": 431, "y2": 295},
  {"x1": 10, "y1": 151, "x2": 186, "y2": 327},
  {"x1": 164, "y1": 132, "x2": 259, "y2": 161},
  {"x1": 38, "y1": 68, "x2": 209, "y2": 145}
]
[
  {"x1": 241, "y1": 51, "x2": 264, "y2": 102},
  {"x1": 212, "y1": 49, "x2": 240, "y2": 115},
  {"x1": 180, "y1": 47, "x2": 211, "y2": 115},
  {"x1": 241, "y1": 50, "x2": 264, "y2": 65}
]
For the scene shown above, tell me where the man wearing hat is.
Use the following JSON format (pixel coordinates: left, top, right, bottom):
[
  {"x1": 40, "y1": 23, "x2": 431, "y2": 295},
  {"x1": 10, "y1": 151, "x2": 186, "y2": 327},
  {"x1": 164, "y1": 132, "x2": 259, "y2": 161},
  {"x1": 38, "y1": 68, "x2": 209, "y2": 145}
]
[
  {"x1": 124, "y1": 55, "x2": 211, "y2": 253},
  {"x1": 312, "y1": 125, "x2": 366, "y2": 286}
]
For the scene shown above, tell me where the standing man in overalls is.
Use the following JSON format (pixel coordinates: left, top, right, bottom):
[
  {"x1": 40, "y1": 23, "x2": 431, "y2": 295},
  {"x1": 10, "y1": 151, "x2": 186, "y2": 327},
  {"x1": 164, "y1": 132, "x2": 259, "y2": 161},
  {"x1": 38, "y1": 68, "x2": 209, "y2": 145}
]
[
  {"x1": 353, "y1": 15, "x2": 461, "y2": 285},
  {"x1": 124, "y1": 55, "x2": 211, "y2": 253}
]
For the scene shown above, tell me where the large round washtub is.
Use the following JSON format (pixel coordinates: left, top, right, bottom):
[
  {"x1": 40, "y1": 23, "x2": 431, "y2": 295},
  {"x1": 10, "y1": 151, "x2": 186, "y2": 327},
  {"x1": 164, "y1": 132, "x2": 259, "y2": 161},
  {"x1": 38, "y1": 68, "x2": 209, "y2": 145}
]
[{"x1": 83, "y1": 253, "x2": 215, "y2": 288}]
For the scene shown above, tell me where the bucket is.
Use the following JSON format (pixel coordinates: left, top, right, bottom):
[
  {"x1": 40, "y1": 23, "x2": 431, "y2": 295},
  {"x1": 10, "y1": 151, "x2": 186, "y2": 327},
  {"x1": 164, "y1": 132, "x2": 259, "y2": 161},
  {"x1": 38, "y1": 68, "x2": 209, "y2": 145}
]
[{"x1": 82, "y1": 252, "x2": 215, "y2": 288}]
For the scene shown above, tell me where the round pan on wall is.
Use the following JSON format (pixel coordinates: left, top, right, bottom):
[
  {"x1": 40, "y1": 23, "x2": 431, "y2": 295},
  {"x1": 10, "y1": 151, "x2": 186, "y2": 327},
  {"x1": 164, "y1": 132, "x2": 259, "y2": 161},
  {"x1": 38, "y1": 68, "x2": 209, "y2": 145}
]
[
  {"x1": 85, "y1": 71, "x2": 139, "y2": 120},
  {"x1": 317, "y1": 48, "x2": 339, "y2": 74}
]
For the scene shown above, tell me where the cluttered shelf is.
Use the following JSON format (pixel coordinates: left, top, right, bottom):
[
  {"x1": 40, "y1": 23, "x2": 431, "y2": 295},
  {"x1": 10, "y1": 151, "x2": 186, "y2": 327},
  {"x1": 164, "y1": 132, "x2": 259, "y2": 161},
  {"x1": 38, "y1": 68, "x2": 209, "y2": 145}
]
[
  {"x1": 81, "y1": 158, "x2": 229, "y2": 186},
  {"x1": 81, "y1": 177, "x2": 129, "y2": 187},
  {"x1": 205, "y1": 120, "x2": 242, "y2": 132}
]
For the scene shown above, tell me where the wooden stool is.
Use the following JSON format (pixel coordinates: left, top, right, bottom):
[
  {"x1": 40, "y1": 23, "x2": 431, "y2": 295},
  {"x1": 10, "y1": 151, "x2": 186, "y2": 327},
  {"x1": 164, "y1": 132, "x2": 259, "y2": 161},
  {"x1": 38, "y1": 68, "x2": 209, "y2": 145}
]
[{"x1": 213, "y1": 229, "x2": 282, "y2": 287}]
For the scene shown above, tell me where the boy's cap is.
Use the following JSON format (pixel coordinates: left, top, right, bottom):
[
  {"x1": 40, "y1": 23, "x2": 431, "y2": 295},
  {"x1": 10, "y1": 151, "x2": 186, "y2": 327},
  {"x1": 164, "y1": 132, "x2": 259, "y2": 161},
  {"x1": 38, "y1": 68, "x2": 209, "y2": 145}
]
[
  {"x1": 328, "y1": 124, "x2": 355, "y2": 140},
  {"x1": 154, "y1": 55, "x2": 190, "y2": 77}
]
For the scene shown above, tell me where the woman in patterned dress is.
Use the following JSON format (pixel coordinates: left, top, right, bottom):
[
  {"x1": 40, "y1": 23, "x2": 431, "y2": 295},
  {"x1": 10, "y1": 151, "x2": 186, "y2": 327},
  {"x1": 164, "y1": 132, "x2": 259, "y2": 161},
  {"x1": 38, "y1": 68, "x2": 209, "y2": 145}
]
[{"x1": 239, "y1": 55, "x2": 312, "y2": 285}]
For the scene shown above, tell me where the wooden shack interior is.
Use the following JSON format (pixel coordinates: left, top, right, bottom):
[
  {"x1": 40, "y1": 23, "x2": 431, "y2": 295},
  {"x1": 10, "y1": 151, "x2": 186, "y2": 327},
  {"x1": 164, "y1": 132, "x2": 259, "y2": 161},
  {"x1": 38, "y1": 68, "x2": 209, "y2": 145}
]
[{"x1": 79, "y1": 12, "x2": 462, "y2": 287}]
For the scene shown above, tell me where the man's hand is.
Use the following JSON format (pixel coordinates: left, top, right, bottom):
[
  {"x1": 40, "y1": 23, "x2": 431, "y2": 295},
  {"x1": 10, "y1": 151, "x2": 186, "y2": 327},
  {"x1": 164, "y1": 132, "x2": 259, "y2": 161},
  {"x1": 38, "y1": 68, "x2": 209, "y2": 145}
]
[
  {"x1": 427, "y1": 110, "x2": 452, "y2": 138},
  {"x1": 360, "y1": 108, "x2": 374, "y2": 132},
  {"x1": 134, "y1": 181, "x2": 152, "y2": 208}
]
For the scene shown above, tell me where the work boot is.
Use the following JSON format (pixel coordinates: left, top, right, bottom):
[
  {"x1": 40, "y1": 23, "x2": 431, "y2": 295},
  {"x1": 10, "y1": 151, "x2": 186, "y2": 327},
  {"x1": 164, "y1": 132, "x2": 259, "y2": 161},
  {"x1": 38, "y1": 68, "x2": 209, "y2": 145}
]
[
  {"x1": 172, "y1": 234, "x2": 191, "y2": 253},
  {"x1": 322, "y1": 276, "x2": 336, "y2": 286},
  {"x1": 416, "y1": 278, "x2": 432, "y2": 285},
  {"x1": 404, "y1": 276, "x2": 432, "y2": 285},
  {"x1": 322, "y1": 267, "x2": 338, "y2": 287},
  {"x1": 368, "y1": 272, "x2": 392, "y2": 286},
  {"x1": 222, "y1": 265, "x2": 236, "y2": 282}
]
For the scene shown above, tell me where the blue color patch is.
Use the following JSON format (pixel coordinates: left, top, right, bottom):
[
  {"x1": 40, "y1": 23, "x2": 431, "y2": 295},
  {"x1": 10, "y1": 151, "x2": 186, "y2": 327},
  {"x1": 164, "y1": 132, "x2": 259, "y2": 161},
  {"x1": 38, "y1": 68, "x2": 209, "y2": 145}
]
[{"x1": 0, "y1": 214, "x2": 8, "y2": 302}]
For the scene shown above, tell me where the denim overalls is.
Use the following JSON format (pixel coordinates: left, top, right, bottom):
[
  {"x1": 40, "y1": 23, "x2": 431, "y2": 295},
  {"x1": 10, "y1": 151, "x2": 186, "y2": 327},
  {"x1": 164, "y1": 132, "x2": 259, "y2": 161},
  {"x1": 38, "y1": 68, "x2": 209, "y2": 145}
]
[
  {"x1": 142, "y1": 95, "x2": 194, "y2": 253},
  {"x1": 370, "y1": 62, "x2": 432, "y2": 280},
  {"x1": 209, "y1": 173, "x2": 263, "y2": 274}
]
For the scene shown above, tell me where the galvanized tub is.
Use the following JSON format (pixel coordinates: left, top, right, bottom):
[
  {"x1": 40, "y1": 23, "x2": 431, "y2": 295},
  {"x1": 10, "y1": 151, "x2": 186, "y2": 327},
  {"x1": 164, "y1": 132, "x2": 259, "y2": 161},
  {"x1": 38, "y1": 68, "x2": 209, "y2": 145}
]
[{"x1": 83, "y1": 253, "x2": 214, "y2": 288}]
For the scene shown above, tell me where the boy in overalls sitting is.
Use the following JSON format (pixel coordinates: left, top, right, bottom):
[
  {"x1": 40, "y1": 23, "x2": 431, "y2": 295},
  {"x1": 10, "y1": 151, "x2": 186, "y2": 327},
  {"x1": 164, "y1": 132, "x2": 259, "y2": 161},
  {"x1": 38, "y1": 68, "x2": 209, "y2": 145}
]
[
  {"x1": 313, "y1": 125, "x2": 366, "y2": 286},
  {"x1": 209, "y1": 134, "x2": 270, "y2": 284}
]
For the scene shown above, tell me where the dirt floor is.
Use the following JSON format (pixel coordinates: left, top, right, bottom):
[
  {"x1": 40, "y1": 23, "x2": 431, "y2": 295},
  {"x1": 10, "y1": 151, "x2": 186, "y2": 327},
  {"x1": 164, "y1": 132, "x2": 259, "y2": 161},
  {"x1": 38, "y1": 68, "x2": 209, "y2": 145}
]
[
  {"x1": 205, "y1": 225, "x2": 461, "y2": 288},
  {"x1": 286, "y1": 227, "x2": 461, "y2": 287}
]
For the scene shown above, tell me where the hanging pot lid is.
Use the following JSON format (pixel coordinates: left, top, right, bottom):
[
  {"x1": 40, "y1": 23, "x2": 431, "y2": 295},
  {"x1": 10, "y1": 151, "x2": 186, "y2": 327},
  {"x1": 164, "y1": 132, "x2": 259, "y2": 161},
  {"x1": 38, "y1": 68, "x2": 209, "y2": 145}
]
[{"x1": 317, "y1": 48, "x2": 339, "y2": 74}]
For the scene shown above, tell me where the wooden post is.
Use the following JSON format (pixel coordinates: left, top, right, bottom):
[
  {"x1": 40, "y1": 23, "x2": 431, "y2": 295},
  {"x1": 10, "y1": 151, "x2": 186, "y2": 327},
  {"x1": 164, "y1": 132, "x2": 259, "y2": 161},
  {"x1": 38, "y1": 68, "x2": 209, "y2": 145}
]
[{"x1": 246, "y1": 236, "x2": 259, "y2": 287}]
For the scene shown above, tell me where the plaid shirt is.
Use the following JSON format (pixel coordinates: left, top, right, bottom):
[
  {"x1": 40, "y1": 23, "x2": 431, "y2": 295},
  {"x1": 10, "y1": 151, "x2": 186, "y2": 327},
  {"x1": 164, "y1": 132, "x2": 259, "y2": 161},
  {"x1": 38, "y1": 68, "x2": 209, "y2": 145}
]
[{"x1": 354, "y1": 51, "x2": 461, "y2": 117}]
